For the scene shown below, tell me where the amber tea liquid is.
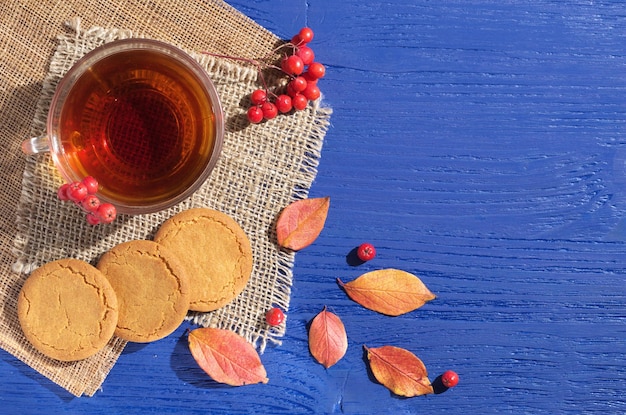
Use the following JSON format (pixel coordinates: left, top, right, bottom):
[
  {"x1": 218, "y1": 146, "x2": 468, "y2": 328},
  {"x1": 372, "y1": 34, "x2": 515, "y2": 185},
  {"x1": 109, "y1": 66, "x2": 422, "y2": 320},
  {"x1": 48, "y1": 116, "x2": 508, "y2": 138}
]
[{"x1": 58, "y1": 49, "x2": 216, "y2": 208}]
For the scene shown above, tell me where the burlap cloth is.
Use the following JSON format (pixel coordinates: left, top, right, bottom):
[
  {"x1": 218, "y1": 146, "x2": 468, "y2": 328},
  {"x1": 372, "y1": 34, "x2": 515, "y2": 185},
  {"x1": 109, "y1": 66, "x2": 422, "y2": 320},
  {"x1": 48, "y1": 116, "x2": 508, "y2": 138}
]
[{"x1": 0, "y1": 1, "x2": 331, "y2": 397}]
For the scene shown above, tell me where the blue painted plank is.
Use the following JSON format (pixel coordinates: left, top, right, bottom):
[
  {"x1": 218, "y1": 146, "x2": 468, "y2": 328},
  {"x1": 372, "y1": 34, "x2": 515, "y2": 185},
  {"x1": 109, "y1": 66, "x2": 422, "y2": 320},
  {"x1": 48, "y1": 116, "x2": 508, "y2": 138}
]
[{"x1": 1, "y1": 0, "x2": 626, "y2": 414}]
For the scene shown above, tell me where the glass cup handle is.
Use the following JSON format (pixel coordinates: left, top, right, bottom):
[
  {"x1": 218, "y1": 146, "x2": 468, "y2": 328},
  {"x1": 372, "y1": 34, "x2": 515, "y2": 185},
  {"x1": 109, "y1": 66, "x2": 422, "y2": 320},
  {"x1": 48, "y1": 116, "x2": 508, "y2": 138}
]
[{"x1": 22, "y1": 135, "x2": 50, "y2": 155}]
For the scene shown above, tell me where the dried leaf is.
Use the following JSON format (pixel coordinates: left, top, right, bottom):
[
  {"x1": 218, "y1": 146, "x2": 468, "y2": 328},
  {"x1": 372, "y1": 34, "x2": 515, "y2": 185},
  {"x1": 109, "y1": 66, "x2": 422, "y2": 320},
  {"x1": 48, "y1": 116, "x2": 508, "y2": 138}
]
[
  {"x1": 276, "y1": 197, "x2": 330, "y2": 250},
  {"x1": 364, "y1": 345, "x2": 433, "y2": 397},
  {"x1": 308, "y1": 306, "x2": 348, "y2": 368},
  {"x1": 188, "y1": 328, "x2": 268, "y2": 386},
  {"x1": 337, "y1": 269, "x2": 435, "y2": 316}
]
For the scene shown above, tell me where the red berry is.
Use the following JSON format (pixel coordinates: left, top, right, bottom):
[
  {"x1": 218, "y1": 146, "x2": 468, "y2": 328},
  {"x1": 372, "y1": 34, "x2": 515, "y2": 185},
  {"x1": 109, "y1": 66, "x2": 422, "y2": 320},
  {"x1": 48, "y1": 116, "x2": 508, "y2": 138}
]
[
  {"x1": 291, "y1": 34, "x2": 303, "y2": 46},
  {"x1": 97, "y1": 203, "x2": 117, "y2": 224},
  {"x1": 302, "y1": 83, "x2": 321, "y2": 101},
  {"x1": 247, "y1": 106, "x2": 264, "y2": 124},
  {"x1": 289, "y1": 76, "x2": 308, "y2": 93},
  {"x1": 307, "y1": 62, "x2": 326, "y2": 79},
  {"x1": 250, "y1": 89, "x2": 267, "y2": 105},
  {"x1": 57, "y1": 183, "x2": 71, "y2": 201},
  {"x1": 298, "y1": 27, "x2": 314, "y2": 44},
  {"x1": 441, "y1": 370, "x2": 459, "y2": 388},
  {"x1": 296, "y1": 46, "x2": 315, "y2": 65},
  {"x1": 86, "y1": 212, "x2": 101, "y2": 226},
  {"x1": 261, "y1": 101, "x2": 278, "y2": 120},
  {"x1": 302, "y1": 71, "x2": 319, "y2": 84},
  {"x1": 81, "y1": 176, "x2": 99, "y2": 194},
  {"x1": 357, "y1": 242, "x2": 376, "y2": 261},
  {"x1": 67, "y1": 182, "x2": 88, "y2": 203},
  {"x1": 286, "y1": 83, "x2": 297, "y2": 98},
  {"x1": 281, "y1": 55, "x2": 304, "y2": 75},
  {"x1": 292, "y1": 93, "x2": 308, "y2": 111},
  {"x1": 265, "y1": 307, "x2": 285, "y2": 326},
  {"x1": 275, "y1": 94, "x2": 293, "y2": 113},
  {"x1": 80, "y1": 194, "x2": 101, "y2": 212}
]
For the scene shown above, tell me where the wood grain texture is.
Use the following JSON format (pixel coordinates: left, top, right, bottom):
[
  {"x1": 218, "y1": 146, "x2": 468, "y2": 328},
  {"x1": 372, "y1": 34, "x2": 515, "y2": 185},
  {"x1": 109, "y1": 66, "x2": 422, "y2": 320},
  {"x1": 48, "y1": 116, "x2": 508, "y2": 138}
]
[{"x1": 2, "y1": 0, "x2": 626, "y2": 413}]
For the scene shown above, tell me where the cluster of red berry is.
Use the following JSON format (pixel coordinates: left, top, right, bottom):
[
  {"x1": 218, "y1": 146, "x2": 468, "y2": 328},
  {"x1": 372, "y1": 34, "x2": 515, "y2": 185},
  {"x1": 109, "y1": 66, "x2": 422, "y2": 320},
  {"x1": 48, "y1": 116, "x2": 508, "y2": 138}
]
[
  {"x1": 57, "y1": 177, "x2": 117, "y2": 225},
  {"x1": 247, "y1": 27, "x2": 326, "y2": 124}
]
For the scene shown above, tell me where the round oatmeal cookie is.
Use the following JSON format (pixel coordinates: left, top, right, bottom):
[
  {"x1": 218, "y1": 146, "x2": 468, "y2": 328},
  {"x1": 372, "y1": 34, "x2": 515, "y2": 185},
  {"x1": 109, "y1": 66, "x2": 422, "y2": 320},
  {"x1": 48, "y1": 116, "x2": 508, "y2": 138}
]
[
  {"x1": 96, "y1": 240, "x2": 190, "y2": 343},
  {"x1": 17, "y1": 258, "x2": 119, "y2": 362},
  {"x1": 154, "y1": 208, "x2": 253, "y2": 312}
]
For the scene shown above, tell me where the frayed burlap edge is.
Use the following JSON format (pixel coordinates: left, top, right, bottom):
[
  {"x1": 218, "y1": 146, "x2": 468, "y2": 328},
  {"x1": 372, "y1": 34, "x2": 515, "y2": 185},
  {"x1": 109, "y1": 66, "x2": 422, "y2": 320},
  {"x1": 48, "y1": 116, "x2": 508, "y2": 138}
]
[{"x1": 10, "y1": 18, "x2": 332, "y2": 397}]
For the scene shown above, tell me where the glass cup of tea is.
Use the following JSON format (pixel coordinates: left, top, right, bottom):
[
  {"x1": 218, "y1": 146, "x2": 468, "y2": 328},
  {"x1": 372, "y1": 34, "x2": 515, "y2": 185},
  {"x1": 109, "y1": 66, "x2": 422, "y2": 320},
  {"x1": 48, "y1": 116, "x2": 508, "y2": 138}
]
[{"x1": 22, "y1": 38, "x2": 224, "y2": 215}]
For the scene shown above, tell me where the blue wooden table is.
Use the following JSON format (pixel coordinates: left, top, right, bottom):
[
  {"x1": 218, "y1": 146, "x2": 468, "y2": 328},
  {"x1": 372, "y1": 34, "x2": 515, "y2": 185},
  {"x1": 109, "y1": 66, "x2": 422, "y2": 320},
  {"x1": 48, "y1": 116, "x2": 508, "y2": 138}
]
[{"x1": 2, "y1": 1, "x2": 626, "y2": 413}]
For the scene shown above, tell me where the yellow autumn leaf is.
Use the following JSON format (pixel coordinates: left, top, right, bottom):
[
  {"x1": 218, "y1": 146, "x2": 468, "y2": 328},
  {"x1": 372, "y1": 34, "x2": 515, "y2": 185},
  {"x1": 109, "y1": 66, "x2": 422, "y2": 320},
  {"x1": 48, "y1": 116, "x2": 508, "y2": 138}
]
[
  {"x1": 308, "y1": 306, "x2": 348, "y2": 368},
  {"x1": 364, "y1": 345, "x2": 433, "y2": 397},
  {"x1": 337, "y1": 269, "x2": 435, "y2": 316},
  {"x1": 188, "y1": 328, "x2": 268, "y2": 386},
  {"x1": 276, "y1": 197, "x2": 330, "y2": 251}
]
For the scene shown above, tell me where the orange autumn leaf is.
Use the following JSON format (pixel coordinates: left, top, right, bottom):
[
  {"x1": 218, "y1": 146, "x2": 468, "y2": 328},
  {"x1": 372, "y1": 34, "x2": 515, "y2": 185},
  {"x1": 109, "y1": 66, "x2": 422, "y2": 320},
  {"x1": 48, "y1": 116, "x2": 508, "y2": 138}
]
[
  {"x1": 364, "y1": 345, "x2": 433, "y2": 397},
  {"x1": 308, "y1": 306, "x2": 348, "y2": 368},
  {"x1": 337, "y1": 269, "x2": 435, "y2": 316},
  {"x1": 188, "y1": 327, "x2": 268, "y2": 386},
  {"x1": 276, "y1": 196, "x2": 330, "y2": 250}
]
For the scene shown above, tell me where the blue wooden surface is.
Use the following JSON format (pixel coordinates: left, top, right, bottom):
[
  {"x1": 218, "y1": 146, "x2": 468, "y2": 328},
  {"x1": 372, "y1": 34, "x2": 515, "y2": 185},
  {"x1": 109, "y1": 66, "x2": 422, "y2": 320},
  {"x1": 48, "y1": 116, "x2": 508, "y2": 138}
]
[{"x1": 2, "y1": 1, "x2": 626, "y2": 414}]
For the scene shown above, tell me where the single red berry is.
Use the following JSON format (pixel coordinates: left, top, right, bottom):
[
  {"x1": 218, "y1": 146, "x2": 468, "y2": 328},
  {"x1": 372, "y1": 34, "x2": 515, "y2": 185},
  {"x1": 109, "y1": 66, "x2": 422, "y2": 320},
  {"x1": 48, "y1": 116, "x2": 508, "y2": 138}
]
[
  {"x1": 291, "y1": 34, "x2": 303, "y2": 46},
  {"x1": 275, "y1": 94, "x2": 293, "y2": 113},
  {"x1": 441, "y1": 370, "x2": 459, "y2": 388},
  {"x1": 250, "y1": 89, "x2": 267, "y2": 105},
  {"x1": 261, "y1": 101, "x2": 278, "y2": 120},
  {"x1": 97, "y1": 203, "x2": 117, "y2": 224},
  {"x1": 67, "y1": 182, "x2": 88, "y2": 203},
  {"x1": 266, "y1": 307, "x2": 285, "y2": 326},
  {"x1": 292, "y1": 93, "x2": 308, "y2": 111},
  {"x1": 247, "y1": 106, "x2": 264, "y2": 124},
  {"x1": 286, "y1": 83, "x2": 298, "y2": 98},
  {"x1": 86, "y1": 212, "x2": 101, "y2": 226},
  {"x1": 302, "y1": 71, "x2": 319, "y2": 84},
  {"x1": 81, "y1": 176, "x2": 99, "y2": 194},
  {"x1": 307, "y1": 62, "x2": 326, "y2": 79},
  {"x1": 296, "y1": 46, "x2": 315, "y2": 65},
  {"x1": 281, "y1": 55, "x2": 304, "y2": 76},
  {"x1": 289, "y1": 76, "x2": 308, "y2": 93},
  {"x1": 357, "y1": 242, "x2": 376, "y2": 261},
  {"x1": 298, "y1": 27, "x2": 314, "y2": 44},
  {"x1": 80, "y1": 194, "x2": 101, "y2": 213},
  {"x1": 302, "y1": 83, "x2": 321, "y2": 101},
  {"x1": 57, "y1": 183, "x2": 71, "y2": 201}
]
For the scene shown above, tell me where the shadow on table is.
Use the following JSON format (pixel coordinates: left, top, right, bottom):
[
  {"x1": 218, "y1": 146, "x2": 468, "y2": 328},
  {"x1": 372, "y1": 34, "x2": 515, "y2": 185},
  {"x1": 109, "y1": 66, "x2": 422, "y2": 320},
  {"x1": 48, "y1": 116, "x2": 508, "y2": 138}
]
[
  {"x1": 345, "y1": 246, "x2": 366, "y2": 266},
  {"x1": 0, "y1": 350, "x2": 76, "y2": 403},
  {"x1": 120, "y1": 341, "x2": 150, "y2": 355}
]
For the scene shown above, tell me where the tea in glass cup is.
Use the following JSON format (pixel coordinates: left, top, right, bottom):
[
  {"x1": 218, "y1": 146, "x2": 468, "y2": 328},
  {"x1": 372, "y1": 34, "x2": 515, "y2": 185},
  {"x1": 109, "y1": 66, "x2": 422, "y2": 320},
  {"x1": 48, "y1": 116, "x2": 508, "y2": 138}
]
[{"x1": 23, "y1": 39, "x2": 224, "y2": 215}]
